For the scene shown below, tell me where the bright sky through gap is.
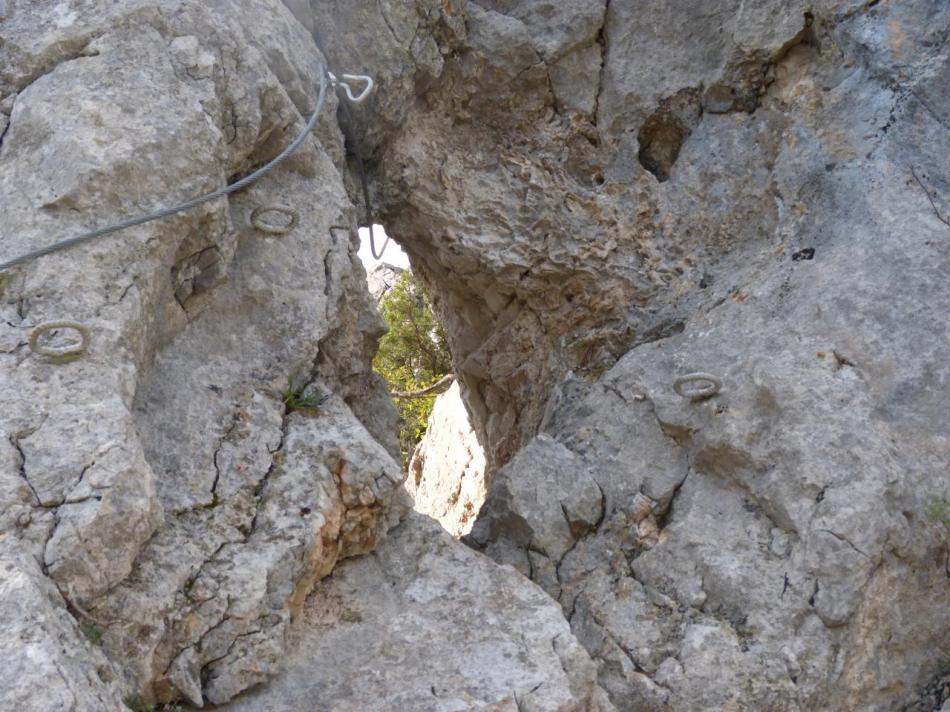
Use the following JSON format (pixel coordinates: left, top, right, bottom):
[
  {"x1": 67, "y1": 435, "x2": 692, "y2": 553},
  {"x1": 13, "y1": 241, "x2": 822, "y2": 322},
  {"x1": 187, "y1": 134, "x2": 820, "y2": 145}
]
[{"x1": 358, "y1": 225, "x2": 410, "y2": 271}]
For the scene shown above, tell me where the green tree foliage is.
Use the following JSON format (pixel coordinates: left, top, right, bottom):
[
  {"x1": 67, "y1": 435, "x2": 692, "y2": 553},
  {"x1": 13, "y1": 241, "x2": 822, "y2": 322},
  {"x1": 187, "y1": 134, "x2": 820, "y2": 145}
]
[{"x1": 373, "y1": 271, "x2": 452, "y2": 463}]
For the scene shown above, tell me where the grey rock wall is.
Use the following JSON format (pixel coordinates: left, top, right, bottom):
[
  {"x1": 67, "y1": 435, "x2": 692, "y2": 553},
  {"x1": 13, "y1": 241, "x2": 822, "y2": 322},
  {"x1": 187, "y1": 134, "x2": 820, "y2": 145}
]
[
  {"x1": 0, "y1": 2, "x2": 611, "y2": 709},
  {"x1": 407, "y1": 381, "x2": 487, "y2": 537},
  {"x1": 321, "y1": 0, "x2": 950, "y2": 710},
  {"x1": 0, "y1": 0, "x2": 407, "y2": 706},
  {"x1": 223, "y1": 513, "x2": 613, "y2": 712},
  {"x1": 2, "y1": 0, "x2": 948, "y2": 710},
  {"x1": 366, "y1": 262, "x2": 405, "y2": 302}
]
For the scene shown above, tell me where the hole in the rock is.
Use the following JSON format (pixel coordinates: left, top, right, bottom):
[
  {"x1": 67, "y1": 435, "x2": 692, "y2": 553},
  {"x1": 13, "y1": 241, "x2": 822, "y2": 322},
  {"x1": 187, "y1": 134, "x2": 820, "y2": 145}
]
[
  {"x1": 357, "y1": 224, "x2": 410, "y2": 272},
  {"x1": 358, "y1": 224, "x2": 487, "y2": 539},
  {"x1": 636, "y1": 88, "x2": 703, "y2": 182},
  {"x1": 637, "y1": 114, "x2": 688, "y2": 181},
  {"x1": 360, "y1": 224, "x2": 449, "y2": 462}
]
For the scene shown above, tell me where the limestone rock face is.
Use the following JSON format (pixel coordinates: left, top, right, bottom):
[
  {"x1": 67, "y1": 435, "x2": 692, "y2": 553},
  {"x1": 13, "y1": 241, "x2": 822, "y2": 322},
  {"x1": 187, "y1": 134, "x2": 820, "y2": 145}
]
[
  {"x1": 321, "y1": 0, "x2": 950, "y2": 710},
  {"x1": 407, "y1": 382, "x2": 487, "y2": 537},
  {"x1": 366, "y1": 261, "x2": 405, "y2": 302},
  {"x1": 222, "y1": 513, "x2": 614, "y2": 712},
  {"x1": 0, "y1": 535, "x2": 127, "y2": 711},
  {"x1": 0, "y1": 0, "x2": 406, "y2": 706},
  {"x1": 2, "y1": 1, "x2": 949, "y2": 711}
]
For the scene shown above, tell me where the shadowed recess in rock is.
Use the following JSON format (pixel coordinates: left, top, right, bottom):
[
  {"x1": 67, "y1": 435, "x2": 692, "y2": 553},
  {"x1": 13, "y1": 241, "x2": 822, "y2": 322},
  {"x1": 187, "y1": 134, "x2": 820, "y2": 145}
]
[{"x1": 1, "y1": 1, "x2": 949, "y2": 711}]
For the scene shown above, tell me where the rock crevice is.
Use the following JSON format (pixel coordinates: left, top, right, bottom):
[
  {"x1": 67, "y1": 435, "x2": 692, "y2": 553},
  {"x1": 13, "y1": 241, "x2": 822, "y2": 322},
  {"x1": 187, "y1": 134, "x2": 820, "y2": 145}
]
[{"x1": 1, "y1": 1, "x2": 949, "y2": 711}]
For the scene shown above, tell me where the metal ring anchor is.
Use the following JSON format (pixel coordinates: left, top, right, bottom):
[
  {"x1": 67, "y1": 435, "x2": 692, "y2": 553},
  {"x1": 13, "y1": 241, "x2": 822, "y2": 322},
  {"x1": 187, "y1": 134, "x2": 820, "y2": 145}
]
[
  {"x1": 327, "y1": 72, "x2": 375, "y2": 104},
  {"x1": 29, "y1": 321, "x2": 91, "y2": 359},
  {"x1": 250, "y1": 206, "x2": 299, "y2": 235},
  {"x1": 673, "y1": 373, "x2": 722, "y2": 401}
]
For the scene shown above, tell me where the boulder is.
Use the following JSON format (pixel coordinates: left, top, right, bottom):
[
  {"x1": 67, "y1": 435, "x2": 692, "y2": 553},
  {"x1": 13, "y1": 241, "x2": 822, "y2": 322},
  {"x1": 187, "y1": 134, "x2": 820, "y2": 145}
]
[
  {"x1": 407, "y1": 382, "x2": 488, "y2": 537},
  {"x1": 222, "y1": 514, "x2": 613, "y2": 712}
]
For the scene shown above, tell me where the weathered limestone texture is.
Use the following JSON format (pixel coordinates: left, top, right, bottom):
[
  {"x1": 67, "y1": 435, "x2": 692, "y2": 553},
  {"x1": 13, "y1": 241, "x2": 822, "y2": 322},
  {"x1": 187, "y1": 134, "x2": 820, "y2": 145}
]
[
  {"x1": 0, "y1": 0, "x2": 406, "y2": 706},
  {"x1": 319, "y1": 1, "x2": 950, "y2": 710},
  {"x1": 222, "y1": 513, "x2": 614, "y2": 712},
  {"x1": 407, "y1": 381, "x2": 488, "y2": 537},
  {"x1": 366, "y1": 261, "x2": 405, "y2": 302},
  {"x1": 2, "y1": 0, "x2": 949, "y2": 710},
  {"x1": 0, "y1": 534, "x2": 128, "y2": 711}
]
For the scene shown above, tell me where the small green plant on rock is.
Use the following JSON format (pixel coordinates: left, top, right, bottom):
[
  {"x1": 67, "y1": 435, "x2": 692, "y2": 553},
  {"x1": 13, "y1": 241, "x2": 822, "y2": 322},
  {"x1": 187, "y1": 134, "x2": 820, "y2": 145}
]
[
  {"x1": 281, "y1": 378, "x2": 328, "y2": 412},
  {"x1": 124, "y1": 695, "x2": 184, "y2": 712},
  {"x1": 927, "y1": 497, "x2": 950, "y2": 530},
  {"x1": 80, "y1": 621, "x2": 103, "y2": 645}
]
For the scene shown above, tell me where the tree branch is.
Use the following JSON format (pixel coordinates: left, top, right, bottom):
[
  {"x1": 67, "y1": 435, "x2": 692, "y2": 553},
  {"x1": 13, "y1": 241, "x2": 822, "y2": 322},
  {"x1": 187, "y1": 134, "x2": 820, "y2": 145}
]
[{"x1": 391, "y1": 374, "x2": 455, "y2": 399}]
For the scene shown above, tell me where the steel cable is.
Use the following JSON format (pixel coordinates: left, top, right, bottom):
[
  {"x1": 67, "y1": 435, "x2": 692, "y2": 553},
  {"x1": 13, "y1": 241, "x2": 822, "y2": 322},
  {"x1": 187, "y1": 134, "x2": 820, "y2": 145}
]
[
  {"x1": 0, "y1": 66, "x2": 329, "y2": 273},
  {"x1": 337, "y1": 97, "x2": 390, "y2": 260}
]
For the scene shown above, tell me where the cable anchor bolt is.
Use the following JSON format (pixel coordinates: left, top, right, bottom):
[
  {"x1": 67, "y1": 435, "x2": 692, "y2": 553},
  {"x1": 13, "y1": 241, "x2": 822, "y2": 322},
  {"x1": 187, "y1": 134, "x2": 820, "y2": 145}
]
[{"x1": 327, "y1": 72, "x2": 375, "y2": 104}]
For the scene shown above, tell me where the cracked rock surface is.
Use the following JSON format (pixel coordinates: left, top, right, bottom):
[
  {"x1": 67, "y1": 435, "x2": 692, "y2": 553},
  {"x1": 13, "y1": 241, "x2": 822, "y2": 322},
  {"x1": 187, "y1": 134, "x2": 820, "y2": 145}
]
[
  {"x1": 0, "y1": 534, "x2": 128, "y2": 710},
  {"x1": 2, "y1": 1, "x2": 949, "y2": 711},
  {"x1": 221, "y1": 513, "x2": 613, "y2": 712},
  {"x1": 0, "y1": 0, "x2": 408, "y2": 706},
  {"x1": 0, "y1": 1, "x2": 613, "y2": 709},
  {"x1": 321, "y1": 0, "x2": 950, "y2": 710}
]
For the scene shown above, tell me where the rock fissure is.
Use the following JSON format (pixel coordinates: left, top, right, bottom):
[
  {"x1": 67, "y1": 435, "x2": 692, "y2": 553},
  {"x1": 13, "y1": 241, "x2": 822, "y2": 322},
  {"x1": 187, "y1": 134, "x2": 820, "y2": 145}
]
[
  {"x1": 910, "y1": 165, "x2": 950, "y2": 229},
  {"x1": 210, "y1": 414, "x2": 243, "y2": 502},
  {"x1": 591, "y1": 0, "x2": 611, "y2": 124},
  {"x1": 9, "y1": 433, "x2": 40, "y2": 507},
  {"x1": 818, "y1": 528, "x2": 872, "y2": 560},
  {"x1": 2, "y1": 39, "x2": 102, "y2": 98},
  {"x1": 0, "y1": 115, "x2": 10, "y2": 153},
  {"x1": 2, "y1": 1, "x2": 949, "y2": 710},
  {"x1": 199, "y1": 625, "x2": 264, "y2": 679},
  {"x1": 244, "y1": 425, "x2": 288, "y2": 537}
]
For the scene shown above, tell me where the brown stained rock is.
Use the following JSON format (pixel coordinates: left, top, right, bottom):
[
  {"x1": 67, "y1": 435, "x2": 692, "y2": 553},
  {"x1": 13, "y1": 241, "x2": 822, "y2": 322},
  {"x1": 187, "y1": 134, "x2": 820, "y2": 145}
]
[{"x1": 221, "y1": 514, "x2": 615, "y2": 712}]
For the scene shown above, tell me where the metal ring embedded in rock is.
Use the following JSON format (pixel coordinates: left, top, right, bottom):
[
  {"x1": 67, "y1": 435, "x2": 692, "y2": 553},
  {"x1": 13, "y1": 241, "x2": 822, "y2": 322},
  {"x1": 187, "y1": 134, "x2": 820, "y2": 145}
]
[
  {"x1": 29, "y1": 321, "x2": 91, "y2": 359},
  {"x1": 0, "y1": 68, "x2": 328, "y2": 273},
  {"x1": 673, "y1": 373, "x2": 722, "y2": 400},
  {"x1": 250, "y1": 206, "x2": 299, "y2": 235}
]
